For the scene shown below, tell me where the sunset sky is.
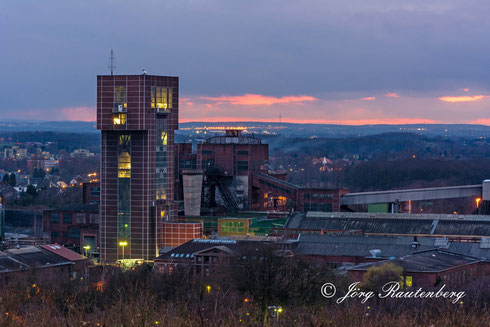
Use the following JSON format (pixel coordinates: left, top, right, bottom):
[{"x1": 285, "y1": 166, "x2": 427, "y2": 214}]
[{"x1": 1, "y1": 0, "x2": 490, "y2": 125}]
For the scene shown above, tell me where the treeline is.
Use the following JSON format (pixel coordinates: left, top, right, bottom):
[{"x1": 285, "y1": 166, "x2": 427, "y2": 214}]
[
  {"x1": 266, "y1": 133, "x2": 490, "y2": 160},
  {"x1": 344, "y1": 158, "x2": 490, "y2": 192},
  {"x1": 1, "y1": 131, "x2": 100, "y2": 152},
  {"x1": 0, "y1": 251, "x2": 488, "y2": 326}
]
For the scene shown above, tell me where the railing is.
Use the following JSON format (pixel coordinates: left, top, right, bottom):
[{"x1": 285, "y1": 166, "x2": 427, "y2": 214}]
[
  {"x1": 112, "y1": 103, "x2": 127, "y2": 113},
  {"x1": 156, "y1": 107, "x2": 170, "y2": 114}
]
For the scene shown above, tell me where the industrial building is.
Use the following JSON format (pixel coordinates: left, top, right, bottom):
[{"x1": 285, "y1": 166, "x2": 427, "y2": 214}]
[
  {"x1": 97, "y1": 74, "x2": 178, "y2": 262},
  {"x1": 175, "y1": 129, "x2": 346, "y2": 216},
  {"x1": 347, "y1": 249, "x2": 489, "y2": 288},
  {"x1": 279, "y1": 211, "x2": 490, "y2": 242}
]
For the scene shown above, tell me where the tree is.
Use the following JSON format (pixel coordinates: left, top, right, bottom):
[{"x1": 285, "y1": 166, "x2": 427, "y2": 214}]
[
  {"x1": 229, "y1": 245, "x2": 333, "y2": 310},
  {"x1": 26, "y1": 184, "x2": 37, "y2": 198},
  {"x1": 2, "y1": 173, "x2": 9, "y2": 184},
  {"x1": 360, "y1": 262, "x2": 403, "y2": 293}
]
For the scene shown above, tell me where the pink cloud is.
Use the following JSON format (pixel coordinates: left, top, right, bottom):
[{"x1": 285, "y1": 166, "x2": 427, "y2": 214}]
[
  {"x1": 468, "y1": 119, "x2": 490, "y2": 125},
  {"x1": 385, "y1": 92, "x2": 400, "y2": 98},
  {"x1": 59, "y1": 106, "x2": 95, "y2": 121},
  {"x1": 200, "y1": 94, "x2": 316, "y2": 105},
  {"x1": 439, "y1": 95, "x2": 488, "y2": 103},
  {"x1": 463, "y1": 88, "x2": 470, "y2": 92},
  {"x1": 361, "y1": 97, "x2": 376, "y2": 101}
]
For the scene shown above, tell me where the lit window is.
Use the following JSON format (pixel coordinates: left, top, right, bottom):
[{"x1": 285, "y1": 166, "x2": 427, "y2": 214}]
[
  {"x1": 118, "y1": 152, "x2": 131, "y2": 178},
  {"x1": 405, "y1": 276, "x2": 413, "y2": 287},
  {"x1": 113, "y1": 113, "x2": 127, "y2": 125},
  {"x1": 161, "y1": 132, "x2": 168, "y2": 146},
  {"x1": 114, "y1": 86, "x2": 127, "y2": 111},
  {"x1": 151, "y1": 87, "x2": 172, "y2": 111}
]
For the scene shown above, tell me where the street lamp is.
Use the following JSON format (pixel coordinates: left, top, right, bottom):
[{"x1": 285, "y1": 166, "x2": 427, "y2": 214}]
[
  {"x1": 267, "y1": 306, "x2": 283, "y2": 323},
  {"x1": 119, "y1": 241, "x2": 128, "y2": 259},
  {"x1": 83, "y1": 245, "x2": 90, "y2": 257},
  {"x1": 476, "y1": 198, "x2": 481, "y2": 208}
]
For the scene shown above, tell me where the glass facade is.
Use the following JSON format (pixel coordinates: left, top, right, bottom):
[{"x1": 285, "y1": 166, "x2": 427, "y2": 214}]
[
  {"x1": 151, "y1": 87, "x2": 172, "y2": 111},
  {"x1": 114, "y1": 86, "x2": 127, "y2": 111},
  {"x1": 156, "y1": 119, "x2": 168, "y2": 201},
  {"x1": 118, "y1": 134, "x2": 131, "y2": 248}
]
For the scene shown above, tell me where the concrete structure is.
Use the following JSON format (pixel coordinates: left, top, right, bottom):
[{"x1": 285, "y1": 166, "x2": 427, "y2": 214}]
[
  {"x1": 97, "y1": 74, "x2": 178, "y2": 262},
  {"x1": 182, "y1": 170, "x2": 204, "y2": 216},
  {"x1": 341, "y1": 183, "x2": 485, "y2": 207}
]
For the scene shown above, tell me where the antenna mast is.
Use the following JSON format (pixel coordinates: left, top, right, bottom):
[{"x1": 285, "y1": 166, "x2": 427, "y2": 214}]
[{"x1": 108, "y1": 49, "x2": 116, "y2": 75}]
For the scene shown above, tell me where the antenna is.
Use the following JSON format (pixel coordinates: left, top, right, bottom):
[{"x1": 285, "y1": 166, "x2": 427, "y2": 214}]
[
  {"x1": 108, "y1": 49, "x2": 116, "y2": 75},
  {"x1": 279, "y1": 114, "x2": 282, "y2": 123}
]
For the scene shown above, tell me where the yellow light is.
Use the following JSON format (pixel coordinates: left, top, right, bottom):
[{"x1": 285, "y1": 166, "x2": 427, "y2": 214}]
[
  {"x1": 83, "y1": 245, "x2": 90, "y2": 250},
  {"x1": 476, "y1": 198, "x2": 481, "y2": 207},
  {"x1": 277, "y1": 308, "x2": 283, "y2": 313},
  {"x1": 206, "y1": 285, "x2": 211, "y2": 293},
  {"x1": 32, "y1": 284, "x2": 36, "y2": 288},
  {"x1": 119, "y1": 241, "x2": 128, "y2": 247}
]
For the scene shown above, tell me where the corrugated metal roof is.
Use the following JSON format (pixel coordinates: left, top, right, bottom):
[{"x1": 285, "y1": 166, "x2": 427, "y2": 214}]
[
  {"x1": 2, "y1": 246, "x2": 73, "y2": 271},
  {"x1": 284, "y1": 213, "x2": 490, "y2": 236},
  {"x1": 293, "y1": 234, "x2": 490, "y2": 260},
  {"x1": 348, "y1": 250, "x2": 483, "y2": 273},
  {"x1": 40, "y1": 244, "x2": 86, "y2": 262}
]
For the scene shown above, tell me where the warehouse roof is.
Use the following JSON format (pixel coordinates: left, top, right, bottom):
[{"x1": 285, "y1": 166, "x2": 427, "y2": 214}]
[
  {"x1": 283, "y1": 213, "x2": 490, "y2": 237},
  {"x1": 347, "y1": 249, "x2": 483, "y2": 273},
  {"x1": 292, "y1": 234, "x2": 490, "y2": 260}
]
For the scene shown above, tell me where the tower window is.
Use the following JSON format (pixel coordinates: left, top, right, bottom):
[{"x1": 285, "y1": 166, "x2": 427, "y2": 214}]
[
  {"x1": 151, "y1": 87, "x2": 172, "y2": 111},
  {"x1": 118, "y1": 151, "x2": 131, "y2": 178},
  {"x1": 113, "y1": 113, "x2": 127, "y2": 125},
  {"x1": 113, "y1": 86, "x2": 127, "y2": 112},
  {"x1": 161, "y1": 131, "x2": 168, "y2": 146}
]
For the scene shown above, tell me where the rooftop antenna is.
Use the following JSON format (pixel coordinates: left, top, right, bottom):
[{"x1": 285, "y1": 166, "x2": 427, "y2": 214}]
[{"x1": 108, "y1": 49, "x2": 116, "y2": 75}]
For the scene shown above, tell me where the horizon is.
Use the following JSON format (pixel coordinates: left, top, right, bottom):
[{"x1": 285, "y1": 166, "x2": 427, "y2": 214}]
[{"x1": 2, "y1": 119, "x2": 490, "y2": 127}]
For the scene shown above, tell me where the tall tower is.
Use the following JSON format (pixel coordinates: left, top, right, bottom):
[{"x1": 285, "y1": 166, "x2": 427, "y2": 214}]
[{"x1": 97, "y1": 74, "x2": 178, "y2": 262}]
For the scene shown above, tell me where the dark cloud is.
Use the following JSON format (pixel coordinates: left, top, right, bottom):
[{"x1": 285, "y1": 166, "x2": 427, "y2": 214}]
[{"x1": 1, "y1": 0, "x2": 490, "y2": 122}]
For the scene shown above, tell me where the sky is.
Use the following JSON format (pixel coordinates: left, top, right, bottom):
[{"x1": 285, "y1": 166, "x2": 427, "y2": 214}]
[{"x1": 1, "y1": 0, "x2": 490, "y2": 124}]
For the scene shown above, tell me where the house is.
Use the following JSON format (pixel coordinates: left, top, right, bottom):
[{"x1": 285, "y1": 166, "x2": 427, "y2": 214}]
[
  {"x1": 154, "y1": 238, "x2": 281, "y2": 275},
  {"x1": 291, "y1": 234, "x2": 490, "y2": 269},
  {"x1": 0, "y1": 244, "x2": 91, "y2": 284},
  {"x1": 347, "y1": 249, "x2": 489, "y2": 288}
]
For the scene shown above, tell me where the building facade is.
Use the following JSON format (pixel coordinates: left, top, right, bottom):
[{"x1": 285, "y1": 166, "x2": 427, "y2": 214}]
[
  {"x1": 97, "y1": 74, "x2": 178, "y2": 262},
  {"x1": 43, "y1": 204, "x2": 99, "y2": 254}
]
